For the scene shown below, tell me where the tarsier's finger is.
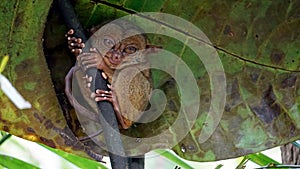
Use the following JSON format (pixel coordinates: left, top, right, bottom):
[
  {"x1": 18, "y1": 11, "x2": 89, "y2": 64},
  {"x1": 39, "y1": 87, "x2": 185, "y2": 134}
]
[
  {"x1": 89, "y1": 47, "x2": 99, "y2": 53},
  {"x1": 68, "y1": 29, "x2": 75, "y2": 35},
  {"x1": 69, "y1": 41, "x2": 85, "y2": 51},
  {"x1": 95, "y1": 90, "x2": 113, "y2": 97},
  {"x1": 78, "y1": 42, "x2": 85, "y2": 48},
  {"x1": 75, "y1": 49, "x2": 83, "y2": 55},
  {"x1": 82, "y1": 75, "x2": 93, "y2": 82},
  {"x1": 101, "y1": 72, "x2": 108, "y2": 80},
  {"x1": 67, "y1": 37, "x2": 77, "y2": 43},
  {"x1": 93, "y1": 90, "x2": 113, "y2": 102},
  {"x1": 76, "y1": 52, "x2": 90, "y2": 60},
  {"x1": 96, "y1": 89, "x2": 112, "y2": 95},
  {"x1": 85, "y1": 75, "x2": 93, "y2": 88},
  {"x1": 95, "y1": 93, "x2": 112, "y2": 99},
  {"x1": 89, "y1": 47, "x2": 96, "y2": 51},
  {"x1": 80, "y1": 58, "x2": 99, "y2": 69},
  {"x1": 90, "y1": 92, "x2": 96, "y2": 99},
  {"x1": 76, "y1": 38, "x2": 82, "y2": 43},
  {"x1": 81, "y1": 75, "x2": 92, "y2": 88},
  {"x1": 87, "y1": 82, "x2": 91, "y2": 88},
  {"x1": 95, "y1": 97, "x2": 113, "y2": 102},
  {"x1": 87, "y1": 75, "x2": 93, "y2": 82},
  {"x1": 83, "y1": 63, "x2": 98, "y2": 70},
  {"x1": 77, "y1": 52, "x2": 97, "y2": 61},
  {"x1": 82, "y1": 59, "x2": 98, "y2": 67},
  {"x1": 65, "y1": 29, "x2": 74, "y2": 37},
  {"x1": 69, "y1": 41, "x2": 85, "y2": 48},
  {"x1": 71, "y1": 49, "x2": 83, "y2": 55}
]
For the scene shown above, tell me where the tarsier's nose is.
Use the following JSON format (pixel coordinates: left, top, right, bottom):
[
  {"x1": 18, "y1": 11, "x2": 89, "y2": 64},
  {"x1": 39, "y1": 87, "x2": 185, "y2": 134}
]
[{"x1": 112, "y1": 51, "x2": 122, "y2": 61}]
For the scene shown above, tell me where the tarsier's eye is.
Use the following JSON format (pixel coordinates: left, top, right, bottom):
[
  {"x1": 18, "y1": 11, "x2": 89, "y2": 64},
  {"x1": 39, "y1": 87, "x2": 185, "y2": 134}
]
[
  {"x1": 103, "y1": 38, "x2": 115, "y2": 48},
  {"x1": 124, "y1": 45, "x2": 138, "y2": 54}
]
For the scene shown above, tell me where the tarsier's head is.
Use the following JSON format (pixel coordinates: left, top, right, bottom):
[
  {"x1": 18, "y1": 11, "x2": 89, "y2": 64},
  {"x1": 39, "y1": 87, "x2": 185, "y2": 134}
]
[{"x1": 91, "y1": 20, "x2": 155, "y2": 70}]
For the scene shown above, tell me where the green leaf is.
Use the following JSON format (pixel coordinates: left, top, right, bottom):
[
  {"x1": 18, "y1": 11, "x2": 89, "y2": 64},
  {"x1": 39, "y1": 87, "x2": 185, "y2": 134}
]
[
  {"x1": 235, "y1": 157, "x2": 248, "y2": 169},
  {"x1": 247, "y1": 153, "x2": 280, "y2": 166},
  {"x1": 0, "y1": 0, "x2": 99, "y2": 160},
  {"x1": 154, "y1": 149, "x2": 193, "y2": 169},
  {"x1": 0, "y1": 154, "x2": 39, "y2": 169},
  {"x1": 40, "y1": 144, "x2": 107, "y2": 169},
  {"x1": 0, "y1": 132, "x2": 11, "y2": 145},
  {"x1": 215, "y1": 164, "x2": 224, "y2": 169},
  {"x1": 46, "y1": 0, "x2": 300, "y2": 162}
]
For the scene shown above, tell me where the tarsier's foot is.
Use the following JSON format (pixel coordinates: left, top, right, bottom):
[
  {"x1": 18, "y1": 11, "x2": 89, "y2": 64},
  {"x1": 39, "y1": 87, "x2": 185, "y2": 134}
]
[
  {"x1": 93, "y1": 83, "x2": 123, "y2": 126},
  {"x1": 65, "y1": 29, "x2": 85, "y2": 56},
  {"x1": 94, "y1": 89, "x2": 113, "y2": 102}
]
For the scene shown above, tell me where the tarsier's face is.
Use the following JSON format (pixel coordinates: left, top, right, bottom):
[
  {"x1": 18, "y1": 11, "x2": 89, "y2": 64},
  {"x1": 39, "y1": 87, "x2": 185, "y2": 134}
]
[{"x1": 91, "y1": 21, "x2": 148, "y2": 70}]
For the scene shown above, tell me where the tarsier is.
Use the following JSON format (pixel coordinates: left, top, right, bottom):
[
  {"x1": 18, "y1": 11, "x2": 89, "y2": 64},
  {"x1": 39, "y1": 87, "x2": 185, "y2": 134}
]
[{"x1": 66, "y1": 20, "x2": 158, "y2": 129}]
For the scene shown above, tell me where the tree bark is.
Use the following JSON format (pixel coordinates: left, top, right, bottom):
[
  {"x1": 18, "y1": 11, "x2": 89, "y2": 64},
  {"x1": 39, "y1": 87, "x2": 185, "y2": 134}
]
[{"x1": 281, "y1": 143, "x2": 300, "y2": 164}]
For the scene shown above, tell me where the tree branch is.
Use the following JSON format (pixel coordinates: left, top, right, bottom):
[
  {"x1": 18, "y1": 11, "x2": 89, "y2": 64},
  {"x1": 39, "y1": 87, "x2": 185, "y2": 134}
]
[{"x1": 56, "y1": 0, "x2": 130, "y2": 168}]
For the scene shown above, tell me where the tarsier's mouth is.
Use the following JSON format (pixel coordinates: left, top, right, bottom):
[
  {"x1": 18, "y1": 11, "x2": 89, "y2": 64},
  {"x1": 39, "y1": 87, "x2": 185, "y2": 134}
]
[{"x1": 103, "y1": 55, "x2": 122, "y2": 68}]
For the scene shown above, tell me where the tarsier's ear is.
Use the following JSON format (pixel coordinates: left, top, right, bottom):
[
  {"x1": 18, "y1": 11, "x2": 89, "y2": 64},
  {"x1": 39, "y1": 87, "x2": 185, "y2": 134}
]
[{"x1": 144, "y1": 44, "x2": 162, "y2": 54}]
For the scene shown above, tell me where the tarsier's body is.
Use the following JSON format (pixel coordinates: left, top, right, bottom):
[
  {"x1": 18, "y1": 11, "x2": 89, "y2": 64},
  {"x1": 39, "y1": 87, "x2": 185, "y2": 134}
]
[{"x1": 67, "y1": 20, "x2": 154, "y2": 129}]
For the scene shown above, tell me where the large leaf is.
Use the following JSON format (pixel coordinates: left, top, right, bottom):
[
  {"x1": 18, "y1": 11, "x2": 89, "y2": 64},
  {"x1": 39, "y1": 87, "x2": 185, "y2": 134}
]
[
  {"x1": 0, "y1": 0, "x2": 299, "y2": 163},
  {"x1": 0, "y1": 0, "x2": 101, "y2": 160},
  {"x1": 68, "y1": 0, "x2": 300, "y2": 161}
]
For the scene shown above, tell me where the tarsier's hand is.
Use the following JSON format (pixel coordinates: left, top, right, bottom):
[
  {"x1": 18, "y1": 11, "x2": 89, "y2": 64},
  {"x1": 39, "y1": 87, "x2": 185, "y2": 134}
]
[
  {"x1": 76, "y1": 48, "x2": 103, "y2": 71},
  {"x1": 65, "y1": 29, "x2": 85, "y2": 56},
  {"x1": 77, "y1": 48, "x2": 104, "y2": 92}
]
